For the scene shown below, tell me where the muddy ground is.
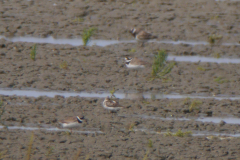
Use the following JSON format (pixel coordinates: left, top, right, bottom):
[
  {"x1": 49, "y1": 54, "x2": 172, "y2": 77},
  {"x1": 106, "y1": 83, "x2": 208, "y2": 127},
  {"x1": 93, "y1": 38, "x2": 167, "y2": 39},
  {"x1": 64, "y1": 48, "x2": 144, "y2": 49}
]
[{"x1": 0, "y1": 0, "x2": 240, "y2": 159}]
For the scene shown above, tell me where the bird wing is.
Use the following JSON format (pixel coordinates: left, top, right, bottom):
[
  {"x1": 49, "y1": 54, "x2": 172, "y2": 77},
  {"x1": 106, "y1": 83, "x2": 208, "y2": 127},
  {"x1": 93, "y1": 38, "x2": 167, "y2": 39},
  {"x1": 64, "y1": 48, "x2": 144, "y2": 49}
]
[
  {"x1": 137, "y1": 31, "x2": 157, "y2": 40},
  {"x1": 105, "y1": 100, "x2": 122, "y2": 108}
]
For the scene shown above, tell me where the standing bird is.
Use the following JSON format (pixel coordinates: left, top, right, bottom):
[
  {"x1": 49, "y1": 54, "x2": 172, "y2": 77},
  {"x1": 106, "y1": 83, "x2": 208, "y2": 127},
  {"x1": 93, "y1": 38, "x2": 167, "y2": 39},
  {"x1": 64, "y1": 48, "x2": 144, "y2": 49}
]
[
  {"x1": 125, "y1": 57, "x2": 148, "y2": 77},
  {"x1": 102, "y1": 96, "x2": 123, "y2": 112},
  {"x1": 129, "y1": 28, "x2": 158, "y2": 47},
  {"x1": 59, "y1": 116, "x2": 84, "y2": 133}
]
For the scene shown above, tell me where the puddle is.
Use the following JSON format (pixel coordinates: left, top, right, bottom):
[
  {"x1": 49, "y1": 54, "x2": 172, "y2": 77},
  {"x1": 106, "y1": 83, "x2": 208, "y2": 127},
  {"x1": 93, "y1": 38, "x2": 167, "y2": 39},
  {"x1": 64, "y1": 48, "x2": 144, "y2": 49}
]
[
  {"x1": 133, "y1": 128, "x2": 240, "y2": 137},
  {"x1": 121, "y1": 114, "x2": 240, "y2": 124},
  {"x1": 1, "y1": 35, "x2": 240, "y2": 47},
  {"x1": 1, "y1": 88, "x2": 240, "y2": 100},
  {"x1": 0, "y1": 125, "x2": 104, "y2": 134},
  {"x1": 167, "y1": 55, "x2": 240, "y2": 64}
]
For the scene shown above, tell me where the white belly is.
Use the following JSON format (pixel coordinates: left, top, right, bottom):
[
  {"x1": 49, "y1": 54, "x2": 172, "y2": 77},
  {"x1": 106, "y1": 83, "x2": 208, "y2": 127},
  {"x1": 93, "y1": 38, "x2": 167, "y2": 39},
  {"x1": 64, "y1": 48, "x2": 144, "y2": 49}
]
[
  {"x1": 102, "y1": 101, "x2": 121, "y2": 111},
  {"x1": 62, "y1": 122, "x2": 81, "y2": 128},
  {"x1": 126, "y1": 64, "x2": 145, "y2": 69}
]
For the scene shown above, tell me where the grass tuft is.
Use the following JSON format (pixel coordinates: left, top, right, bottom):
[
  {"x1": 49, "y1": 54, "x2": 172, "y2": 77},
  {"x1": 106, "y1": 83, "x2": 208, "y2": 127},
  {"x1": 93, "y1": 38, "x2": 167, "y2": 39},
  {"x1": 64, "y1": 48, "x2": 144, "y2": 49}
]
[
  {"x1": 189, "y1": 100, "x2": 202, "y2": 112},
  {"x1": 148, "y1": 139, "x2": 153, "y2": 148},
  {"x1": 129, "y1": 48, "x2": 136, "y2": 53},
  {"x1": 82, "y1": 27, "x2": 97, "y2": 46},
  {"x1": 208, "y1": 34, "x2": 223, "y2": 44},
  {"x1": 26, "y1": 132, "x2": 34, "y2": 160},
  {"x1": 109, "y1": 87, "x2": 116, "y2": 98},
  {"x1": 30, "y1": 44, "x2": 37, "y2": 61},
  {"x1": 143, "y1": 150, "x2": 149, "y2": 160},
  {"x1": 165, "y1": 129, "x2": 192, "y2": 137},
  {"x1": 214, "y1": 77, "x2": 229, "y2": 84},
  {"x1": 151, "y1": 50, "x2": 175, "y2": 79},
  {"x1": 45, "y1": 146, "x2": 54, "y2": 157},
  {"x1": 59, "y1": 61, "x2": 68, "y2": 69}
]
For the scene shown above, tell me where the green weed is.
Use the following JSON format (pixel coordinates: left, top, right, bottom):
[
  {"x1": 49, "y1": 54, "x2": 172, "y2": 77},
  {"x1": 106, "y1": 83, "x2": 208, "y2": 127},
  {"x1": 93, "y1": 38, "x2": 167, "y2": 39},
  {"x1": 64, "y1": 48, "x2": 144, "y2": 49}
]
[
  {"x1": 197, "y1": 66, "x2": 206, "y2": 71},
  {"x1": 129, "y1": 48, "x2": 136, "y2": 53},
  {"x1": 72, "y1": 17, "x2": 84, "y2": 23},
  {"x1": 128, "y1": 123, "x2": 135, "y2": 131},
  {"x1": 189, "y1": 100, "x2": 202, "y2": 112},
  {"x1": 82, "y1": 27, "x2": 97, "y2": 46},
  {"x1": 45, "y1": 146, "x2": 54, "y2": 156},
  {"x1": 208, "y1": 34, "x2": 223, "y2": 44},
  {"x1": 59, "y1": 61, "x2": 68, "y2": 69},
  {"x1": 109, "y1": 87, "x2": 116, "y2": 98},
  {"x1": 26, "y1": 132, "x2": 34, "y2": 160},
  {"x1": 148, "y1": 139, "x2": 153, "y2": 148},
  {"x1": 214, "y1": 77, "x2": 229, "y2": 84},
  {"x1": 143, "y1": 150, "x2": 149, "y2": 160},
  {"x1": 165, "y1": 129, "x2": 192, "y2": 137},
  {"x1": 30, "y1": 44, "x2": 37, "y2": 61},
  {"x1": 151, "y1": 50, "x2": 175, "y2": 79},
  {"x1": 213, "y1": 53, "x2": 221, "y2": 58}
]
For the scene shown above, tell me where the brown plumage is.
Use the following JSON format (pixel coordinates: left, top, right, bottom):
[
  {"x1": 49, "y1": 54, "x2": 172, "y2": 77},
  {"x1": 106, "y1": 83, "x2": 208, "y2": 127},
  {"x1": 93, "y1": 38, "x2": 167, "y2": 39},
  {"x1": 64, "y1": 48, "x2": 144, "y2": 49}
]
[
  {"x1": 102, "y1": 97, "x2": 123, "y2": 111},
  {"x1": 59, "y1": 116, "x2": 84, "y2": 132},
  {"x1": 129, "y1": 28, "x2": 158, "y2": 46}
]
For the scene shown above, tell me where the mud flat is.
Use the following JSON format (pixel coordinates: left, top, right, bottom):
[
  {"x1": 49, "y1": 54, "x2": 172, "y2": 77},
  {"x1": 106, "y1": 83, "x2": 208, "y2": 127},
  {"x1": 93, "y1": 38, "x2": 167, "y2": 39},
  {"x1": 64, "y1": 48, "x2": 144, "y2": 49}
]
[{"x1": 1, "y1": 0, "x2": 240, "y2": 159}]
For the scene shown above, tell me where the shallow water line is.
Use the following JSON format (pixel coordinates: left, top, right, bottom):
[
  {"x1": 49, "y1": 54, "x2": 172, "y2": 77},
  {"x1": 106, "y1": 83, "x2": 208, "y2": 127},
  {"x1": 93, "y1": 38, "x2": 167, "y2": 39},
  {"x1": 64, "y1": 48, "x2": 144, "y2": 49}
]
[
  {"x1": 121, "y1": 114, "x2": 240, "y2": 124},
  {"x1": 0, "y1": 125, "x2": 104, "y2": 134},
  {"x1": 1, "y1": 88, "x2": 240, "y2": 100},
  {"x1": 0, "y1": 36, "x2": 240, "y2": 47}
]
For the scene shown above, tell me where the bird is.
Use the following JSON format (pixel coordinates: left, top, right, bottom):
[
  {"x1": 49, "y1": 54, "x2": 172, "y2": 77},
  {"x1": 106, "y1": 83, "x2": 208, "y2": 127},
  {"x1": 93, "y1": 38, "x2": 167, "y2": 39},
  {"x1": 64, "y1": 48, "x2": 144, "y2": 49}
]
[
  {"x1": 125, "y1": 57, "x2": 148, "y2": 77},
  {"x1": 129, "y1": 28, "x2": 158, "y2": 46},
  {"x1": 102, "y1": 96, "x2": 123, "y2": 112},
  {"x1": 59, "y1": 116, "x2": 84, "y2": 133}
]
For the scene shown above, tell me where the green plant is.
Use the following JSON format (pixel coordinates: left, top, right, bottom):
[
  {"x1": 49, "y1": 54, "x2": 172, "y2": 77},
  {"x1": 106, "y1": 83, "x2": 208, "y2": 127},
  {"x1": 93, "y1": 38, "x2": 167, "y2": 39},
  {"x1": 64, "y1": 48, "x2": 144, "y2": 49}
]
[
  {"x1": 214, "y1": 77, "x2": 229, "y2": 84},
  {"x1": 0, "y1": 99, "x2": 5, "y2": 125},
  {"x1": 59, "y1": 61, "x2": 68, "y2": 69},
  {"x1": 164, "y1": 129, "x2": 192, "y2": 137},
  {"x1": 109, "y1": 88, "x2": 116, "y2": 98},
  {"x1": 189, "y1": 100, "x2": 202, "y2": 112},
  {"x1": 151, "y1": 50, "x2": 175, "y2": 79},
  {"x1": 213, "y1": 52, "x2": 221, "y2": 58},
  {"x1": 143, "y1": 150, "x2": 149, "y2": 160},
  {"x1": 197, "y1": 66, "x2": 206, "y2": 71},
  {"x1": 26, "y1": 132, "x2": 34, "y2": 160},
  {"x1": 208, "y1": 34, "x2": 223, "y2": 44},
  {"x1": 129, "y1": 48, "x2": 136, "y2": 53},
  {"x1": 72, "y1": 17, "x2": 84, "y2": 23},
  {"x1": 82, "y1": 27, "x2": 97, "y2": 46},
  {"x1": 128, "y1": 123, "x2": 135, "y2": 131},
  {"x1": 45, "y1": 146, "x2": 54, "y2": 156},
  {"x1": 30, "y1": 44, "x2": 37, "y2": 61},
  {"x1": 148, "y1": 139, "x2": 153, "y2": 148}
]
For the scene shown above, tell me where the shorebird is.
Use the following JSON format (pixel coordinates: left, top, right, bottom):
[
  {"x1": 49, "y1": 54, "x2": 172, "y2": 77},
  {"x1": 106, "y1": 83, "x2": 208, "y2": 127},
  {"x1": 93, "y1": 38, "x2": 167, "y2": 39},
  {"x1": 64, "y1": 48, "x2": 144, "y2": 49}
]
[
  {"x1": 59, "y1": 116, "x2": 84, "y2": 133},
  {"x1": 125, "y1": 57, "x2": 148, "y2": 77},
  {"x1": 129, "y1": 28, "x2": 158, "y2": 46},
  {"x1": 102, "y1": 96, "x2": 123, "y2": 112}
]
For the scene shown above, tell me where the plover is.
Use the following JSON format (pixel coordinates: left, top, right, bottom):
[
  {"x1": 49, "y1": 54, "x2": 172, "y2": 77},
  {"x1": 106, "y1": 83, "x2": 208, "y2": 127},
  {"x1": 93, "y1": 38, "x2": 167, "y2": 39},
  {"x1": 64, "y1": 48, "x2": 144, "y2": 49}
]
[
  {"x1": 102, "y1": 96, "x2": 123, "y2": 112},
  {"x1": 59, "y1": 116, "x2": 84, "y2": 132},
  {"x1": 129, "y1": 28, "x2": 158, "y2": 46},
  {"x1": 125, "y1": 57, "x2": 148, "y2": 77}
]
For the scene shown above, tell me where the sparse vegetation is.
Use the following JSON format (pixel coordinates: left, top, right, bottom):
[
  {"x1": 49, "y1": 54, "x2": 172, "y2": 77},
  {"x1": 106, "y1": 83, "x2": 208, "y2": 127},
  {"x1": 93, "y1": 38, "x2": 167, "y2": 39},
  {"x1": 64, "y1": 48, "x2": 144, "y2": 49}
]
[
  {"x1": 82, "y1": 27, "x2": 97, "y2": 46},
  {"x1": 0, "y1": 150, "x2": 7, "y2": 159},
  {"x1": 0, "y1": 99, "x2": 5, "y2": 125},
  {"x1": 189, "y1": 100, "x2": 202, "y2": 112},
  {"x1": 73, "y1": 148, "x2": 82, "y2": 160},
  {"x1": 72, "y1": 17, "x2": 84, "y2": 23},
  {"x1": 128, "y1": 123, "x2": 135, "y2": 131},
  {"x1": 214, "y1": 77, "x2": 229, "y2": 84},
  {"x1": 30, "y1": 44, "x2": 37, "y2": 61},
  {"x1": 151, "y1": 50, "x2": 175, "y2": 79},
  {"x1": 129, "y1": 48, "x2": 136, "y2": 53},
  {"x1": 143, "y1": 150, "x2": 149, "y2": 160},
  {"x1": 165, "y1": 129, "x2": 192, "y2": 137},
  {"x1": 148, "y1": 139, "x2": 153, "y2": 148},
  {"x1": 213, "y1": 52, "x2": 221, "y2": 58},
  {"x1": 59, "y1": 61, "x2": 68, "y2": 69},
  {"x1": 109, "y1": 87, "x2": 116, "y2": 98},
  {"x1": 45, "y1": 146, "x2": 54, "y2": 156},
  {"x1": 197, "y1": 66, "x2": 206, "y2": 71},
  {"x1": 208, "y1": 34, "x2": 223, "y2": 44},
  {"x1": 26, "y1": 132, "x2": 34, "y2": 160}
]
